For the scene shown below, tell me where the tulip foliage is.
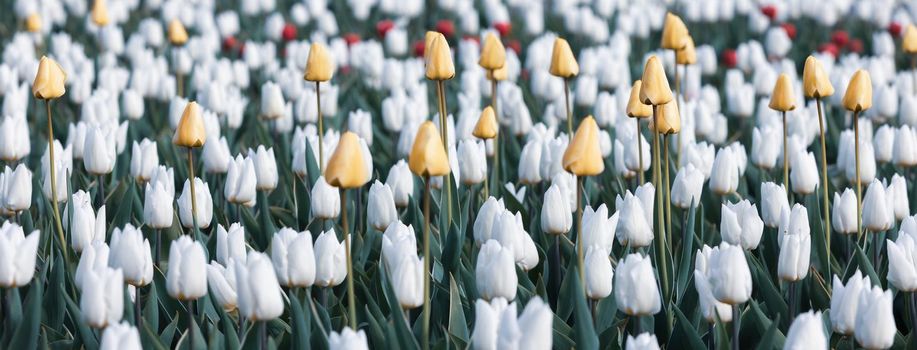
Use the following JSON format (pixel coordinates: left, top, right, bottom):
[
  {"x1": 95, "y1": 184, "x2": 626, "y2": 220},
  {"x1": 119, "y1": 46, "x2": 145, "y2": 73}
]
[{"x1": 6, "y1": 2, "x2": 917, "y2": 350}]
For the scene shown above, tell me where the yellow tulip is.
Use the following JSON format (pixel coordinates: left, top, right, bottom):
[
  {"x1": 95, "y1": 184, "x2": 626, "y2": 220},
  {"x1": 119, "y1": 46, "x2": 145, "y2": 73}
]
[
  {"x1": 769, "y1": 74, "x2": 797, "y2": 112},
  {"x1": 652, "y1": 99, "x2": 681, "y2": 135},
  {"x1": 325, "y1": 132, "x2": 370, "y2": 189},
  {"x1": 802, "y1": 56, "x2": 834, "y2": 99},
  {"x1": 423, "y1": 31, "x2": 438, "y2": 61},
  {"x1": 661, "y1": 12, "x2": 689, "y2": 50},
  {"x1": 168, "y1": 19, "x2": 188, "y2": 46},
  {"x1": 409, "y1": 121, "x2": 450, "y2": 177},
  {"x1": 549, "y1": 38, "x2": 579, "y2": 78},
  {"x1": 842, "y1": 70, "x2": 872, "y2": 112},
  {"x1": 91, "y1": 0, "x2": 110, "y2": 27},
  {"x1": 675, "y1": 36, "x2": 696, "y2": 65},
  {"x1": 562, "y1": 116, "x2": 604, "y2": 176},
  {"x1": 626, "y1": 81, "x2": 653, "y2": 118},
  {"x1": 173, "y1": 101, "x2": 206, "y2": 148},
  {"x1": 472, "y1": 106, "x2": 498, "y2": 139},
  {"x1": 425, "y1": 33, "x2": 455, "y2": 81},
  {"x1": 904, "y1": 24, "x2": 917, "y2": 54},
  {"x1": 479, "y1": 33, "x2": 506, "y2": 70},
  {"x1": 25, "y1": 13, "x2": 41, "y2": 33},
  {"x1": 304, "y1": 42, "x2": 335, "y2": 82},
  {"x1": 639, "y1": 56, "x2": 673, "y2": 106},
  {"x1": 32, "y1": 56, "x2": 67, "y2": 100}
]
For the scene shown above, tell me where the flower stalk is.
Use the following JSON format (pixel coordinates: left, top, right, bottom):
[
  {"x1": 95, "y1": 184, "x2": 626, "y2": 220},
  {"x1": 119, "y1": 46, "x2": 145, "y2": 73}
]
[{"x1": 46, "y1": 100, "x2": 67, "y2": 260}]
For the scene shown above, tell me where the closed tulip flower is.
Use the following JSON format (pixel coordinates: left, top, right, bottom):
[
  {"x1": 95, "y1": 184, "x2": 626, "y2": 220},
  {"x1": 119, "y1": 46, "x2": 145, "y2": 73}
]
[
  {"x1": 234, "y1": 252, "x2": 285, "y2": 321},
  {"x1": 671, "y1": 163, "x2": 704, "y2": 208},
  {"x1": 100, "y1": 321, "x2": 142, "y2": 350},
  {"x1": 381, "y1": 221, "x2": 417, "y2": 271},
  {"x1": 248, "y1": 146, "x2": 278, "y2": 191},
  {"x1": 224, "y1": 155, "x2": 257, "y2": 207},
  {"x1": 863, "y1": 179, "x2": 893, "y2": 232},
  {"x1": 752, "y1": 126, "x2": 781, "y2": 169},
  {"x1": 472, "y1": 298, "x2": 510, "y2": 350},
  {"x1": 474, "y1": 197, "x2": 505, "y2": 244},
  {"x1": 894, "y1": 125, "x2": 917, "y2": 167},
  {"x1": 709, "y1": 147, "x2": 739, "y2": 195},
  {"x1": 708, "y1": 242, "x2": 753, "y2": 305},
  {"x1": 260, "y1": 82, "x2": 285, "y2": 119},
  {"x1": 409, "y1": 121, "x2": 450, "y2": 177},
  {"x1": 473, "y1": 106, "x2": 498, "y2": 140},
  {"x1": 873, "y1": 125, "x2": 895, "y2": 163},
  {"x1": 854, "y1": 286, "x2": 896, "y2": 350},
  {"x1": 518, "y1": 139, "x2": 543, "y2": 184},
  {"x1": 694, "y1": 246, "x2": 732, "y2": 323},
  {"x1": 173, "y1": 101, "x2": 206, "y2": 148},
  {"x1": 784, "y1": 311, "x2": 827, "y2": 350},
  {"x1": 549, "y1": 38, "x2": 578, "y2": 78},
  {"x1": 563, "y1": 116, "x2": 604, "y2": 176},
  {"x1": 831, "y1": 270, "x2": 870, "y2": 334},
  {"x1": 761, "y1": 182, "x2": 790, "y2": 227},
  {"x1": 626, "y1": 333, "x2": 660, "y2": 350},
  {"x1": 833, "y1": 189, "x2": 858, "y2": 234},
  {"x1": 203, "y1": 137, "x2": 231, "y2": 174},
  {"x1": 109, "y1": 224, "x2": 153, "y2": 286},
  {"x1": 368, "y1": 181, "x2": 398, "y2": 231},
  {"x1": 479, "y1": 33, "x2": 506, "y2": 70},
  {"x1": 887, "y1": 234, "x2": 917, "y2": 291},
  {"x1": 639, "y1": 56, "x2": 672, "y2": 106},
  {"x1": 311, "y1": 176, "x2": 341, "y2": 219},
  {"x1": 84, "y1": 126, "x2": 117, "y2": 175},
  {"x1": 425, "y1": 33, "x2": 455, "y2": 80},
  {"x1": 652, "y1": 99, "x2": 680, "y2": 135},
  {"x1": 0, "y1": 116, "x2": 30, "y2": 162},
  {"x1": 81, "y1": 266, "x2": 124, "y2": 328},
  {"x1": 66, "y1": 190, "x2": 106, "y2": 253},
  {"x1": 32, "y1": 56, "x2": 67, "y2": 100},
  {"x1": 490, "y1": 210, "x2": 538, "y2": 270},
  {"x1": 329, "y1": 327, "x2": 369, "y2": 350},
  {"x1": 143, "y1": 182, "x2": 173, "y2": 229},
  {"x1": 178, "y1": 178, "x2": 213, "y2": 229},
  {"x1": 541, "y1": 183, "x2": 572, "y2": 235},
  {"x1": 314, "y1": 229, "x2": 347, "y2": 287},
  {"x1": 585, "y1": 246, "x2": 613, "y2": 300},
  {"x1": 42, "y1": 140, "x2": 72, "y2": 203},
  {"x1": 615, "y1": 189, "x2": 653, "y2": 248},
  {"x1": 305, "y1": 42, "x2": 335, "y2": 82},
  {"x1": 458, "y1": 139, "x2": 487, "y2": 185},
  {"x1": 207, "y1": 261, "x2": 238, "y2": 311},
  {"x1": 391, "y1": 254, "x2": 424, "y2": 309},
  {"x1": 802, "y1": 56, "x2": 834, "y2": 99},
  {"x1": 721, "y1": 200, "x2": 764, "y2": 250},
  {"x1": 216, "y1": 223, "x2": 247, "y2": 265},
  {"x1": 75, "y1": 241, "x2": 110, "y2": 291},
  {"x1": 167, "y1": 19, "x2": 188, "y2": 46},
  {"x1": 121, "y1": 89, "x2": 144, "y2": 121},
  {"x1": 130, "y1": 139, "x2": 158, "y2": 182},
  {"x1": 842, "y1": 70, "x2": 873, "y2": 113},
  {"x1": 790, "y1": 151, "x2": 819, "y2": 194},
  {"x1": 167, "y1": 236, "x2": 207, "y2": 301},
  {"x1": 615, "y1": 253, "x2": 661, "y2": 316},
  {"x1": 888, "y1": 174, "x2": 909, "y2": 220},
  {"x1": 476, "y1": 239, "x2": 518, "y2": 301},
  {"x1": 2, "y1": 164, "x2": 31, "y2": 212},
  {"x1": 0, "y1": 222, "x2": 40, "y2": 288},
  {"x1": 778, "y1": 228, "x2": 811, "y2": 282},
  {"x1": 386, "y1": 160, "x2": 414, "y2": 207},
  {"x1": 582, "y1": 204, "x2": 619, "y2": 252}
]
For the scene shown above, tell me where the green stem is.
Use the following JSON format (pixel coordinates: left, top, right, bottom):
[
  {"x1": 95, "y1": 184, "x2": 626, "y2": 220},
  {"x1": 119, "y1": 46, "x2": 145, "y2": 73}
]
[
  {"x1": 854, "y1": 111, "x2": 862, "y2": 242},
  {"x1": 341, "y1": 189, "x2": 355, "y2": 329},
  {"x1": 652, "y1": 107, "x2": 670, "y2": 301},
  {"x1": 564, "y1": 79, "x2": 572, "y2": 135},
  {"x1": 637, "y1": 118, "x2": 644, "y2": 185},
  {"x1": 816, "y1": 99, "x2": 831, "y2": 274},
  {"x1": 576, "y1": 176, "x2": 584, "y2": 291},
  {"x1": 317, "y1": 81, "x2": 324, "y2": 174},
  {"x1": 422, "y1": 176, "x2": 431, "y2": 350},
  {"x1": 46, "y1": 100, "x2": 67, "y2": 261},
  {"x1": 436, "y1": 81, "x2": 452, "y2": 227},
  {"x1": 783, "y1": 111, "x2": 789, "y2": 196}
]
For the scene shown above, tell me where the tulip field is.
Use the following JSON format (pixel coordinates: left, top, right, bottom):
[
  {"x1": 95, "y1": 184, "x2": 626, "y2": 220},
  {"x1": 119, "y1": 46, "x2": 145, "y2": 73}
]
[{"x1": 6, "y1": 0, "x2": 917, "y2": 349}]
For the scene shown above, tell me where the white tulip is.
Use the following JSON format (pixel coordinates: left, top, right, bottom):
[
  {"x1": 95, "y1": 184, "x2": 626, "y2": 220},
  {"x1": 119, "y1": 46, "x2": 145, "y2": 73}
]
[
  {"x1": 582, "y1": 204, "x2": 619, "y2": 252},
  {"x1": 42, "y1": 140, "x2": 72, "y2": 203},
  {"x1": 329, "y1": 327, "x2": 369, "y2": 350},
  {"x1": 541, "y1": 183, "x2": 572, "y2": 235},
  {"x1": 670, "y1": 163, "x2": 704, "y2": 209},
  {"x1": 873, "y1": 125, "x2": 895, "y2": 163},
  {"x1": 625, "y1": 333, "x2": 660, "y2": 350},
  {"x1": 271, "y1": 227, "x2": 316, "y2": 288},
  {"x1": 833, "y1": 189, "x2": 859, "y2": 234},
  {"x1": 888, "y1": 174, "x2": 909, "y2": 220},
  {"x1": 166, "y1": 236, "x2": 208, "y2": 301},
  {"x1": 1, "y1": 164, "x2": 31, "y2": 212},
  {"x1": 0, "y1": 115, "x2": 30, "y2": 162},
  {"x1": 249, "y1": 146, "x2": 278, "y2": 191},
  {"x1": 830, "y1": 270, "x2": 870, "y2": 335},
  {"x1": 474, "y1": 197, "x2": 506, "y2": 244},
  {"x1": 709, "y1": 147, "x2": 739, "y2": 195},
  {"x1": 518, "y1": 139, "x2": 543, "y2": 185},
  {"x1": 708, "y1": 242, "x2": 753, "y2": 305},
  {"x1": 778, "y1": 229, "x2": 810, "y2": 282},
  {"x1": 80, "y1": 266, "x2": 124, "y2": 329},
  {"x1": 584, "y1": 246, "x2": 613, "y2": 300},
  {"x1": 65, "y1": 190, "x2": 106, "y2": 253},
  {"x1": 130, "y1": 138, "x2": 158, "y2": 182},
  {"x1": 75, "y1": 241, "x2": 110, "y2": 291},
  {"x1": 784, "y1": 311, "x2": 827, "y2": 350},
  {"x1": 260, "y1": 82, "x2": 285, "y2": 119},
  {"x1": 854, "y1": 286, "x2": 896, "y2": 350},
  {"x1": 109, "y1": 224, "x2": 153, "y2": 286},
  {"x1": 391, "y1": 254, "x2": 424, "y2": 309},
  {"x1": 100, "y1": 321, "x2": 142, "y2": 350},
  {"x1": 368, "y1": 181, "x2": 398, "y2": 231},
  {"x1": 459, "y1": 139, "x2": 487, "y2": 185},
  {"x1": 235, "y1": 252, "x2": 285, "y2": 321},
  {"x1": 615, "y1": 187, "x2": 653, "y2": 248},
  {"x1": 721, "y1": 200, "x2": 764, "y2": 250},
  {"x1": 614, "y1": 253, "x2": 661, "y2": 316},
  {"x1": 0, "y1": 222, "x2": 39, "y2": 288},
  {"x1": 178, "y1": 177, "x2": 213, "y2": 229},
  {"x1": 472, "y1": 298, "x2": 510, "y2": 350},
  {"x1": 894, "y1": 125, "x2": 917, "y2": 167},
  {"x1": 887, "y1": 234, "x2": 917, "y2": 291},
  {"x1": 476, "y1": 240, "x2": 517, "y2": 301},
  {"x1": 751, "y1": 126, "x2": 780, "y2": 169},
  {"x1": 224, "y1": 154, "x2": 257, "y2": 207},
  {"x1": 311, "y1": 176, "x2": 341, "y2": 219},
  {"x1": 386, "y1": 159, "x2": 414, "y2": 207},
  {"x1": 862, "y1": 179, "x2": 893, "y2": 232},
  {"x1": 216, "y1": 223, "x2": 247, "y2": 265},
  {"x1": 202, "y1": 137, "x2": 231, "y2": 174},
  {"x1": 314, "y1": 229, "x2": 348, "y2": 287},
  {"x1": 83, "y1": 126, "x2": 117, "y2": 175},
  {"x1": 207, "y1": 261, "x2": 238, "y2": 311},
  {"x1": 760, "y1": 182, "x2": 789, "y2": 228},
  {"x1": 790, "y1": 151, "x2": 819, "y2": 194}
]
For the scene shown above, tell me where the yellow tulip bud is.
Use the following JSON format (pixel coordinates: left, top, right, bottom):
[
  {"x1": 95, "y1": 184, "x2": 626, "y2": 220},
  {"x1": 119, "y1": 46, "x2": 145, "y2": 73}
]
[
  {"x1": 626, "y1": 81, "x2": 653, "y2": 118},
  {"x1": 487, "y1": 65, "x2": 508, "y2": 81},
  {"x1": 168, "y1": 19, "x2": 188, "y2": 46},
  {"x1": 423, "y1": 31, "x2": 438, "y2": 61},
  {"x1": 769, "y1": 74, "x2": 796, "y2": 112},
  {"x1": 304, "y1": 42, "x2": 335, "y2": 82},
  {"x1": 173, "y1": 101, "x2": 206, "y2": 148},
  {"x1": 479, "y1": 33, "x2": 506, "y2": 70},
  {"x1": 91, "y1": 0, "x2": 110, "y2": 27},
  {"x1": 661, "y1": 12, "x2": 689, "y2": 50},
  {"x1": 409, "y1": 121, "x2": 450, "y2": 177},
  {"x1": 32, "y1": 56, "x2": 67, "y2": 100},
  {"x1": 562, "y1": 116, "x2": 604, "y2": 176},
  {"x1": 842, "y1": 70, "x2": 873, "y2": 112},
  {"x1": 425, "y1": 33, "x2": 455, "y2": 81},
  {"x1": 652, "y1": 99, "x2": 681, "y2": 135},
  {"x1": 675, "y1": 36, "x2": 696, "y2": 65},
  {"x1": 25, "y1": 14, "x2": 41, "y2": 33},
  {"x1": 802, "y1": 56, "x2": 834, "y2": 99},
  {"x1": 325, "y1": 132, "x2": 370, "y2": 189},
  {"x1": 639, "y1": 56, "x2": 673, "y2": 106},
  {"x1": 549, "y1": 38, "x2": 579, "y2": 78},
  {"x1": 904, "y1": 24, "x2": 917, "y2": 54},
  {"x1": 472, "y1": 106, "x2": 498, "y2": 139}
]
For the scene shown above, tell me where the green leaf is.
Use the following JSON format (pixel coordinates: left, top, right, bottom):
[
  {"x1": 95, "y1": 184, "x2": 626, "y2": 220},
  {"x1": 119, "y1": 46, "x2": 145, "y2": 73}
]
[
  {"x1": 670, "y1": 305, "x2": 707, "y2": 350},
  {"x1": 447, "y1": 275, "x2": 469, "y2": 343},
  {"x1": 63, "y1": 293, "x2": 99, "y2": 349},
  {"x1": 10, "y1": 264, "x2": 45, "y2": 350},
  {"x1": 676, "y1": 201, "x2": 697, "y2": 301},
  {"x1": 569, "y1": 271, "x2": 599, "y2": 350},
  {"x1": 288, "y1": 290, "x2": 311, "y2": 350}
]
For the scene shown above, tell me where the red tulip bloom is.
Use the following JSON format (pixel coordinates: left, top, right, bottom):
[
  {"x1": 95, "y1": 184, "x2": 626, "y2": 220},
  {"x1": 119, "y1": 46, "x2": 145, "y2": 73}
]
[
  {"x1": 413, "y1": 40, "x2": 425, "y2": 57},
  {"x1": 831, "y1": 31, "x2": 849, "y2": 47},
  {"x1": 819, "y1": 43, "x2": 840, "y2": 58},
  {"x1": 722, "y1": 49, "x2": 738, "y2": 68},
  {"x1": 507, "y1": 40, "x2": 521, "y2": 55},
  {"x1": 761, "y1": 5, "x2": 777, "y2": 20},
  {"x1": 889, "y1": 22, "x2": 903, "y2": 37},
  {"x1": 436, "y1": 20, "x2": 455, "y2": 38},
  {"x1": 781, "y1": 23, "x2": 797, "y2": 40},
  {"x1": 848, "y1": 39, "x2": 864, "y2": 54},
  {"x1": 376, "y1": 20, "x2": 395, "y2": 37},
  {"x1": 344, "y1": 33, "x2": 361, "y2": 46},
  {"x1": 281, "y1": 24, "x2": 297, "y2": 42},
  {"x1": 494, "y1": 22, "x2": 511, "y2": 37},
  {"x1": 222, "y1": 36, "x2": 237, "y2": 52}
]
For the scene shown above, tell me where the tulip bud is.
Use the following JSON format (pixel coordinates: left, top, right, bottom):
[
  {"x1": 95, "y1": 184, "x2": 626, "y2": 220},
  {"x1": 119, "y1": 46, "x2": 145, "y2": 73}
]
[
  {"x1": 671, "y1": 164, "x2": 703, "y2": 209},
  {"x1": 246, "y1": 146, "x2": 277, "y2": 191},
  {"x1": 626, "y1": 81, "x2": 652, "y2": 118},
  {"x1": 0, "y1": 116, "x2": 30, "y2": 163},
  {"x1": 425, "y1": 33, "x2": 455, "y2": 80},
  {"x1": 142, "y1": 181, "x2": 172, "y2": 229},
  {"x1": 109, "y1": 224, "x2": 154, "y2": 287},
  {"x1": 760, "y1": 182, "x2": 790, "y2": 228},
  {"x1": 661, "y1": 12, "x2": 689, "y2": 50},
  {"x1": 785, "y1": 311, "x2": 828, "y2": 349},
  {"x1": 0, "y1": 222, "x2": 39, "y2": 288},
  {"x1": 130, "y1": 139, "x2": 158, "y2": 182},
  {"x1": 832, "y1": 189, "x2": 858, "y2": 234},
  {"x1": 842, "y1": 70, "x2": 873, "y2": 112},
  {"x1": 768, "y1": 74, "x2": 796, "y2": 112},
  {"x1": 178, "y1": 177, "x2": 213, "y2": 229},
  {"x1": 777, "y1": 228, "x2": 810, "y2": 282},
  {"x1": 234, "y1": 252, "x2": 285, "y2": 321},
  {"x1": 549, "y1": 38, "x2": 578, "y2": 78},
  {"x1": 802, "y1": 56, "x2": 834, "y2": 99},
  {"x1": 721, "y1": 200, "x2": 764, "y2": 250},
  {"x1": 260, "y1": 82, "x2": 285, "y2": 119},
  {"x1": 168, "y1": 19, "x2": 188, "y2": 46},
  {"x1": 314, "y1": 229, "x2": 347, "y2": 287},
  {"x1": 652, "y1": 99, "x2": 680, "y2": 135},
  {"x1": 215, "y1": 223, "x2": 247, "y2": 265},
  {"x1": 562, "y1": 116, "x2": 604, "y2": 176},
  {"x1": 311, "y1": 176, "x2": 341, "y2": 219},
  {"x1": 479, "y1": 33, "x2": 506, "y2": 71},
  {"x1": 616, "y1": 187, "x2": 654, "y2": 248},
  {"x1": 473, "y1": 106, "x2": 498, "y2": 140},
  {"x1": 207, "y1": 261, "x2": 238, "y2": 311},
  {"x1": 65, "y1": 191, "x2": 106, "y2": 253},
  {"x1": 81, "y1": 266, "x2": 124, "y2": 328},
  {"x1": 790, "y1": 151, "x2": 819, "y2": 194},
  {"x1": 1, "y1": 164, "x2": 32, "y2": 212},
  {"x1": 675, "y1": 36, "x2": 696, "y2": 65},
  {"x1": 518, "y1": 140, "x2": 543, "y2": 185},
  {"x1": 367, "y1": 181, "x2": 398, "y2": 231},
  {"x1": 474, "y1": 197, "x2": 505, "y2": 244},
  {"x1": 615, "y1": 253, "x2": 662, "y2": 316},
  {"x1": 381, "y1": 221, "x2": 416, "y2": 271},
  {"x1": 304, "y1": 42, "x2": 335, "y2": 82},
  {"x1": 639, "y1": 56, "x2": 673, "y2": 106},
  {"x1": 391, "y1": 254, "x2": 424, "y2": 309},
  {"x1": 887, "y1": 234, "x2": 917, "y2": 291},
  {"x1": 694, "y1": 246, "x2": 733, "y2": 323},
  {"x1": 863, "y1": 179, "x2": 893, "y2": 232},
  {"x1": 854, "y1": 286, "x2": 896, "y2": 350},
  {"x1": 903, "y1": 24, "x2": 917, "y2": 54},
  {"x1": 386, "y1": 160, "x2": 414, "y2": 207},
  {"x1": 409, "y1": 121, "x2": 450, "y2": 177},
  {"x1": 326, "y1": 132, "x2": 371, "y2": 189},
  {"x1": 91, "y1": 0, "x2": 110, "y2": 27},
  {"x1": 831, "y1": 270, "x2": 870, "y2": 334},
  {"x1": 626, "y1": 333, "x2": 660, "y2": 350},
  {"x1": 584, "y1": 246, "x2": 613, "y2": 300},
  {"x1": 541, "y1": 183, "x2": 572, "y2": 235},
  {"x1": 75, "y1": 241, "x2": 109, "y2": 290},
  {"x1": 166, "y1": 236, "x2": 207, "y2": 302},
  {"x1": 458, "y1": 140, "x2": 487, "y2": 185},
  {"x1": 751, "y1": 126, "x2": 781, "y2": 169},
  {"x1": 173, "y1": 101, "x2": 206, "y2": 148},
  {"x1": 224, "y1": 155, "x2": 257, "y2": 207},
  {"x1": 25, "y1": 13, "x2": 41, "y2": 33},
  {"x1": 32, "y1": 56, "x2": 67, "y2": 100},
  {"x1": 100, "y1": 322, "x2": 142, "y2": 350},
  {"x1": 708, "y1": 243, "x2": 752, "y2": 305},
  {"x1": 894, "y1": 125, "x2": 917, "y2": 167},
  {"x1": 329, "y1": 328, "x2": 369, "y2": 350},
  {"x1": 83, "y1": 126, "x2": 116, "y2": 176},
  {"x1": 476, "y1": 239, "x2": 517, "y2": 301},
  {"x1": 709, "y1": 147, "x2": 739, "y2": 195}
]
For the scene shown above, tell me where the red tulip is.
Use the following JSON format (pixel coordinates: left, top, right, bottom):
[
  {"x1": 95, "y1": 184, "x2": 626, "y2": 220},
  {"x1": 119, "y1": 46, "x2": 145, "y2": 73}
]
[
  {"x1": 722, "y1": 49, "x2": 737, "y2": 68},
  {"x1": 222, "y1": 36, "x2": 237, "y2": 52},
  {"x1": 831, "y1": 30, "x2": 849, "y2": 47},
  {"x1": 781, "y1": 23, "x2": 797, "y2": 40},
  {"x1": 344, "y1": 33, "x2": 361, "y2": 46},
  {"x1": 494, "y1": 22, "x2": 511, "y2": 37},
  {"x1": 413, "y1": 40, "x2": 425, "y2": 57},
  {"x1": 507, "y1": 39, "x2": 521, "y2": 55},
  {"x1": 376, "y1": 20, "x2": 394, "y2": 37},
  {"x1": 760, "y1": 5, "x2": 777, "y2": 20},
  {"x1": 819, "y1": 42, "x2": 839, "y2": 58},
  {"x1": 848, "y1": 39, "x2": 864, "y2": 54},
  {"x1": 889, "y1": 22, "x2": 903, "y2": 37},
  {"x1": 436, "y1": 20, "x2": 455, "y2": 38},
  {"x1": 281, "y1": 24, "x2": 297, "y2": 42}
]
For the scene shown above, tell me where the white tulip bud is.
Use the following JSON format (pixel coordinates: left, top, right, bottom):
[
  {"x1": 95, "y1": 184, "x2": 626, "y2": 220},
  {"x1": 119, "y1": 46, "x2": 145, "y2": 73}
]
[
  {"x1": 109, "y1": 224, "x2": 154, "y2": 286},
  {"x1": 224, "y1": 154, "x2": 257, "y2": 207},
  {"x1": 584, "y1": 246, "x2": 612, "y2": 300},
  {"x1": 367, "y1": 181, "x2": 398, "y2": 231},
  {"x1": 784, "y1": 311, "x2": 828, "y2": 350},
  {"x1": 81, "y1": 266, "x2": 124, "y2": 329},
  {"x1": 166, "y1": 236, "x2": 208, "y2": 301},
  {"x1": 130, "y1": 138, "x2": 158, "y2": 182},
  {"x1": 311, "y1": 176, "x2": 341, "y2": 220},
  {"x1": 854, "y1": 286, "x2": 896, "y2": 350},
  {"x1": 708, "y1": 243, "x2": 752, "y2": 305},
  {"x1": 235, "y1": 252, "x2": 285, "y2": 321},
  {"x1": 830, "y1": 270, "x2": 870, "y2": 335},
  {"x1": 614, "y1": 253, "x2": 661, "y2": 316},
  {"x1": 314, "y1": 229, "x2": 347, "y2": 287},
  {"x1": 100, "y1": 321, "x2": 142, "y2": 350},
  {"x1": 178, "y1": 177, "x2": 213, "y2": 229},
  {"x1": 271, "y1": 227, "x2": 315, "y2": 288},
  {"x1": 541, "y1": 183, "x2": 572, "y2": 235},
  {"x1": 216, "y1": 223, "x2": 247, "y2": 265},
  {"x1": 476, "y1": 240, "x2": 517, "y2": 301},
  {"x1": 0, "y1": 222, "x2": 39, "y2": 288}
]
